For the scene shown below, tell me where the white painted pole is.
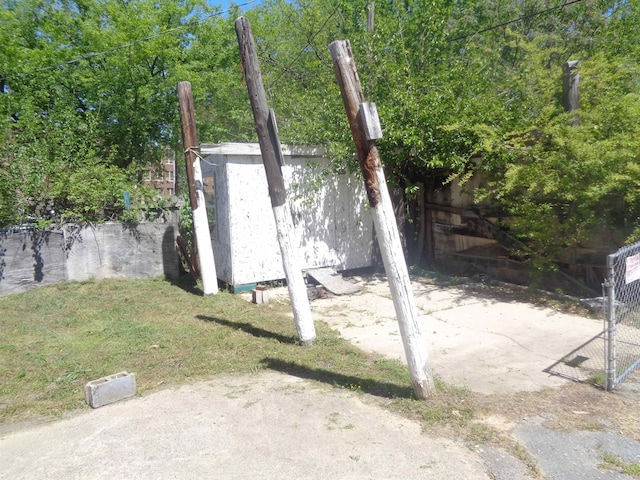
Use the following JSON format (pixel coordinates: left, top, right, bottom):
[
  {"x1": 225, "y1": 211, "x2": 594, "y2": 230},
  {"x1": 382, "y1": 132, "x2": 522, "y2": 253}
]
[
  {"x1": 191, "y1": 155, "x2": 218, "y2": 295},
  {"x1": 177, "y1": 81, "x2": 218, "y2": 295},
  {"x1": 236, "y1": 17, "x2": 316, "y2": 345},
  {"x1": 372, "y1": 165, "x2": 435, "y2": 399},
  {"x1": 329, "y1": 40, "x2": 435, "y2": 399},
  {"x1": 273, "y1": 203, "x2": 316, "y2": 344}
]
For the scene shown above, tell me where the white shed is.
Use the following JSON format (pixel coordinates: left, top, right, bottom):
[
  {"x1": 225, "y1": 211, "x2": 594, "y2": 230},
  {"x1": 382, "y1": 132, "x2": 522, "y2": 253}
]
[{"x1": 200, "y1": 143, "x2": 374, "y2": 289}]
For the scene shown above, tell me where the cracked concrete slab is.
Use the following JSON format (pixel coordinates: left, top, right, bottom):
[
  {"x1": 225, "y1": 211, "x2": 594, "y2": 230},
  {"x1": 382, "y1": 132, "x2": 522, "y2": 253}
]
[
  {"x1": 310, "y1": 275, "x2": 604, "y2": 394},
  {"x1": 513, "y1": 418, "x2": 640, "y2": 479},
  {"x1": 0, "y1": 372, "x2": 490, "y2": 480}
]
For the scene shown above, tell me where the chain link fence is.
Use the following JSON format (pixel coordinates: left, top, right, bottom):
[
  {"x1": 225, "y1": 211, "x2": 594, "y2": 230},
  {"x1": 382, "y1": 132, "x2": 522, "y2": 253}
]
[{"x1": 605, "y1": 241, "x2": 640, "y2": 390}]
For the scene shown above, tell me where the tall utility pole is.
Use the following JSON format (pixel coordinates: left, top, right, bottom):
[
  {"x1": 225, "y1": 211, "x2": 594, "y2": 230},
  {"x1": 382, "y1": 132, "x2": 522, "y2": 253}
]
[
  {"x1": 367, "y1": 2, "x2": 375, "y2": 32},
  {"x1": 328, "y1": 40, "x2": 435, "y2": 400},
  {"x1": 177, "y1": 81, "x2": 218, "y2": 295},
  {"x1": 563, "y1": 60, "x2": 580, "y2": 126},
  {"x1": 235, "y1": 16, "x2": 316, "y2": 346}
]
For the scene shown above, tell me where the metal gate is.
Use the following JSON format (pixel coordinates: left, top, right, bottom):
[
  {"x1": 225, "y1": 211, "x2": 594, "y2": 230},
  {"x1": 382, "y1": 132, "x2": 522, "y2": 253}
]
[{"x1": 604, "y1": 241, "x2": 640, "y2": 390}]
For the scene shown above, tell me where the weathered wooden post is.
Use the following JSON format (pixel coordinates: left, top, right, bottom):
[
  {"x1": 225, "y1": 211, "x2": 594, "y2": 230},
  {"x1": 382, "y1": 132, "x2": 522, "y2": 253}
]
[
  {"x1": 329, "y1": 40, "x2": 435, "y2": 399},
  {"x1": 563, "y1": 60, "x2": 580, "y2": 126},
  {"x1": 177, "y1": 81, "x2": 218, "y2": 295},
  {"x1": 235, "y1": 16, "x2": 316, "y2": 346}
]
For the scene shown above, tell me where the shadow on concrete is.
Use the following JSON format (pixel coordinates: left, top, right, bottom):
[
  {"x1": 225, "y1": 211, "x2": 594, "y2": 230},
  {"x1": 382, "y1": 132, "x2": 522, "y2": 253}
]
[
  {"x1": 196, "y1": 315, "x2": 297, "y2": 344},
  {"x1": 260, "y1": 357, "x2": 413, "y2": 400},
  {"x1": 544, "y1": 330, "x2": 606, "y2": 386}
]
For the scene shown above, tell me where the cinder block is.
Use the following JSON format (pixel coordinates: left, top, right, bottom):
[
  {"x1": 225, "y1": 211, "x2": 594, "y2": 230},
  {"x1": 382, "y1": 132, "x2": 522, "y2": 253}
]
[
  {"x1": 252, "y1": 286, "x2": 269, "y2": 304},
  {"x1": 85, "y1": 372, "x2": 136, "y2": 409}
]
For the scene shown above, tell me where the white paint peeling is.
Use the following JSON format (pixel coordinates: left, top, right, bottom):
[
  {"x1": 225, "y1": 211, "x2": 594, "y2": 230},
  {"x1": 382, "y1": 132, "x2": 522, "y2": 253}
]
[
  {"x1": 200, "y1": 144, "x2": 373, "y2": 287},
  {"x1": 273, "y1": 204, "x2": 316, "y2": 344},
  {"x1": 372, "y1": 165, "x2": 434, "y2": 398}
]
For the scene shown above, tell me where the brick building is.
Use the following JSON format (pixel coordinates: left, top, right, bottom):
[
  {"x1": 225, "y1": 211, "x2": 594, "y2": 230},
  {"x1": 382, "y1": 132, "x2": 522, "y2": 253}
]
[{"x1": 144, "y1": 153, "x2": 176, "y2": 196}]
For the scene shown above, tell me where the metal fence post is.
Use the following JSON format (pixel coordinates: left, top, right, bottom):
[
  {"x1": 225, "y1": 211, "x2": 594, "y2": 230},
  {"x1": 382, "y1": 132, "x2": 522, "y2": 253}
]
[{"x1": 605, "y1": 253, "x2": 616, "y2": 391}]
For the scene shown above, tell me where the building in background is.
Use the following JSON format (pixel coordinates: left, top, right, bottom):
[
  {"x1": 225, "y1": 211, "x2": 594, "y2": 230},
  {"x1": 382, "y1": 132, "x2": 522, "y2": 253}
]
[{"x1": 144, "y1": 152, "x2": 176, "y2": 196}]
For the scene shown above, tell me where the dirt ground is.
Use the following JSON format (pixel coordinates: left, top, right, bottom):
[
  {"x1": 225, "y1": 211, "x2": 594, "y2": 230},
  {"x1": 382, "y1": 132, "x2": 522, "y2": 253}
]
[{"x1": 308, "y1": 273, "x2": 605, "y2": 394}]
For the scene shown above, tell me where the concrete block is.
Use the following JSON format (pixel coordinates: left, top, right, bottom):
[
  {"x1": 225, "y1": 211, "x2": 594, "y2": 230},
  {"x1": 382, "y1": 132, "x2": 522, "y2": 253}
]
[
  {"x1": 85, "y1": 372, "x2": 136, "y2": 409},
  {"x1": 252, "y1": 286, "x2": 269, "y2": 304}
]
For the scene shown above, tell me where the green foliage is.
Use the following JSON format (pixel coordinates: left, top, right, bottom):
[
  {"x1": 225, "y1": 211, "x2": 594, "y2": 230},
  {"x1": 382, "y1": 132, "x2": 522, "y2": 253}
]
[
  {"x1": 0, "y1": 0, "x2": 210, "y2": 227},
  {"x1": 248, "y1": 0, "x2": 640, "y2": 268},
  {"x1": 51, "y1": 162, "x2": 129, "y2": 222},
  {"x1": 1, "y1": 0, "x2": 639, "y2": 269},
  {"x1": 177, "y1": 191, "x2": 194, "y2": 246},
  {"x1": 473, "y1": 10, "x2": 640, "y2": 266}
]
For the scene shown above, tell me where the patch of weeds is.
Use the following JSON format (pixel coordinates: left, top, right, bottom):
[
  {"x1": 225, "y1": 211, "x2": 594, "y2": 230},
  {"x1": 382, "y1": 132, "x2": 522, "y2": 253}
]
[
  {"x1": 249, "y1": 363, "x2": 264, "y2": 375},
  {"x1": 224, "y1": 385, "x2": 252, "y2": 399},
  {"x1": 349, "y1": 455, "x2": 360, "y2": 462},
  {"x1": 387, "y1": 376, "x2": 476, "y2": 428},
  {"x1": 390, "y1": 395, "x2": 473, "y2": 428},
  {"x1": 601, "y1": 452, "x2": 640, "y2": 477},
  {"x1": 272, "y1": 384, "x2": 306, "y2": 395},
  {"x1": 583, "y1": 420, "x2": 607, "y2": 431},
  {"x1": 587, "y1": 371, "x2": 606, "y2": 388},
  {"x1": 55, "y1": 368, "x2": 89, "y2": 384},
  {"x1": 465, "y1": 422, "x2": 505, "y2": 445},
  {"x1": 316, "y1": 336, "x2": 342, "y2": 347},
  {"x1": 324, "y1": 412, "x2": 356, "y2": 431},
  {"x1": 318, "y1": 304, "x2": 348, "y2": 315},
  {"x1": 514, "y1": 442, "x2": 542, "y2": 478},
  {"x1": 434, "y1": 376, "x2": 467, "y2": 394},
  {"x1": 344, "y1": 383, "x2": 362, "y2": 393},
  {"x1": 374, "y1": 358, "x2": 402, "y2": 369},
  {"x1": 326, "y1": 411, "x2": 341, "y2": 430}
]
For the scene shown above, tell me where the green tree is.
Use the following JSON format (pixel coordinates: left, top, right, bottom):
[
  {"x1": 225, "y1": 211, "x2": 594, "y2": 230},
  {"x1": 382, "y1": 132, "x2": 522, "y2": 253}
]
[
  {"x1": 0, "y1": 0, "x2": 212, "y2": 226},
  {"x1": 247, "y1": 0, "x2": 640, "y2": 269},
  {"x1": 470, "y1": 0, "x2": 640, "y2": 265}
]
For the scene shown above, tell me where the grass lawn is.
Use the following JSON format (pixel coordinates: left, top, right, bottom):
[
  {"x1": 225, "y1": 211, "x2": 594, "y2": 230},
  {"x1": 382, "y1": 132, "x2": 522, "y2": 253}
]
[
  {"x1": 0, "y1": 276, "x2": 433, "y2": 425},
  {"x1": 10, "y1": 275, "x2": 616, "y2": 476}
]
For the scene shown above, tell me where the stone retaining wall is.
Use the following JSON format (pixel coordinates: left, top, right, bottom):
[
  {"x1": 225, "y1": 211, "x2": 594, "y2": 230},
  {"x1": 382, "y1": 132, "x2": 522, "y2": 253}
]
[{"x1": 0, "y1": 222, "x2": 179, "y2": 297}]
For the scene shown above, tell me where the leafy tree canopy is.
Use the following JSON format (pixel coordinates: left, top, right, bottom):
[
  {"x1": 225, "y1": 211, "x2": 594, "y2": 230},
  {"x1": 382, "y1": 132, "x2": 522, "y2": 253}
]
[
  {"x1": 0, "y1": 0, "x2": 234, "y2": 225},
  {"x1": 1, "y1": 0, "x2": 639, "y2": 272},
  {"x1": 246, "y1": 0, "x2": 640, "y2": 267}
]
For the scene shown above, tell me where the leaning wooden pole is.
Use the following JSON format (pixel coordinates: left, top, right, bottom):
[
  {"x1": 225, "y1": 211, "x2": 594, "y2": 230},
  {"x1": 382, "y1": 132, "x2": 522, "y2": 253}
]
[
  {"x1": 177, "y1": 81, "x2": 218, "y2": 295},
  {"x1": 328, "y1": 40, "x2": 435, "y2": 399},
  {"x1": 235, "y1": 16, "x2": 316, "y2": 346}
]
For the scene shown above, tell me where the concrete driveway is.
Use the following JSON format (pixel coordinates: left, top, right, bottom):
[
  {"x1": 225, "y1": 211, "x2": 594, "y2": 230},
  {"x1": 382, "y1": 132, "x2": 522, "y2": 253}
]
[{"x1": 309, "y1": 274, "x2": 605, "y2": 394}]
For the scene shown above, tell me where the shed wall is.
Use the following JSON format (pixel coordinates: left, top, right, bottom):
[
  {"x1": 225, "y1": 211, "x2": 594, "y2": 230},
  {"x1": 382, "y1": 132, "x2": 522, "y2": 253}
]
[{"x1": 201, "y1": 143, "x2": 373, "y2": 286}]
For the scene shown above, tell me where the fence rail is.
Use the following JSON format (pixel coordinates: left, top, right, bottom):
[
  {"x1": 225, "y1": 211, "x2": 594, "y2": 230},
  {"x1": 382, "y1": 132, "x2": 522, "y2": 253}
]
[{"x1": 605, "y1": 241, "x2": 640, "y2": 390}]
